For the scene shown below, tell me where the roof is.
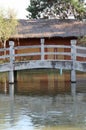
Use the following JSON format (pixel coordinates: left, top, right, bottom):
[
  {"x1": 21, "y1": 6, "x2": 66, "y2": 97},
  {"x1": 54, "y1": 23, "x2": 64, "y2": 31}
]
[{"x1": 12, "y1": 19, "x2": 86, "y2": 38}]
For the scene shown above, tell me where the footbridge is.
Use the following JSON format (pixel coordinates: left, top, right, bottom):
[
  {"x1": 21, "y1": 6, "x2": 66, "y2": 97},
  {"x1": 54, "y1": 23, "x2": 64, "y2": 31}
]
[{"x1": 0, "y1": 40, "x2": 86, "y2": 83}]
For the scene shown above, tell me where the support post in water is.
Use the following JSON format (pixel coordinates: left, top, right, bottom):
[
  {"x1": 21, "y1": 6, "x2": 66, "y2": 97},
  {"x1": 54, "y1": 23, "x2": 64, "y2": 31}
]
[
  {"x1": 71, "y1": 40, "x2": 77, "y2": 83},
  {"x1": 9, "y1": 41, "x2": 15, "y2": 84},
  {"x1": 60, "y1": 68, "x2": 63, "y2": 75}
]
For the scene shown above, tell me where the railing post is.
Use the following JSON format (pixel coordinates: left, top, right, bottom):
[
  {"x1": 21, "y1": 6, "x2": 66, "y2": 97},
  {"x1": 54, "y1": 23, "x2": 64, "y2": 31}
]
[
  {"x1": 71, "y1": 40, "x2": 77, "y2": 83},
  {"x1": 9, "y1": 41, "x2": 15, "y2": 84},
  {"x1": 40, "y1": 38, "x2": 45, "y2": 60}
]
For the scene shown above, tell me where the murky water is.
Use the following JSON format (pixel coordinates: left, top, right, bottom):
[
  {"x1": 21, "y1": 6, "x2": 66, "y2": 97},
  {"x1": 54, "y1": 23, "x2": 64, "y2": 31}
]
[{"x1": 0, "y1": 69, "x2": 86, "y2": 130}]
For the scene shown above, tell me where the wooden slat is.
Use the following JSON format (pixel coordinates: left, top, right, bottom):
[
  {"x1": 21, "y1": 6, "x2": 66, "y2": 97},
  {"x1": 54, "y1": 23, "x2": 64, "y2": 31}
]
[
  {"x1": 15, "y1": 45, "x2": 41, "y2": 50},
  {"x1": 0, "y1": 48, "x2": 9, "y2": 52},
  {"x1": 45, "y1": 45, "x2": 71, "y2": 49},
  {"x1": 76, "y1": 46, "x2": 86, "y2": 51},
  {"x1": 0, "y1": 45, "x2": 85, "y2": 62},
  {"x1": 76, "y1": 53, "x2": 86, "y2": 57},
  {"x1": 15, "y1": 52, "x2": 41, "y2": 57},
  {"x1": 45, "y1": 52, "x2": 71, "y2": 56}
]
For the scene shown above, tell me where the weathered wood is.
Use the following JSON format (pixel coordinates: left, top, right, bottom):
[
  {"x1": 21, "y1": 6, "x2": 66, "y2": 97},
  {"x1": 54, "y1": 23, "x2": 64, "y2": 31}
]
[
  {"x1": 0, "y1": 40, "x2": 85, "y2": 84},
  {"x1": 45, "y1": 52, "x2": 71, "y2": 56},
  {"x1": 0, "y1": 47, "x2": 9, "y2": 52},
  {"x1": 76, "y1": 46, "x2": 86, "y2": 50},
  {"x1": 0, "y1": 60, "x2": 85, "y2": 72},
  {"x1": 71, "y1": 40, "x2": 77, "y2": 83},
  {"x1": 9, "y1": 41, "x2": 15, "y2": 84},
  {"x1": 41, "y1": 38, "x2": 45, "y2": 60},
  {"x1": 45, "y1": 45, "x2": 71, "y2": 49},
  {"x1": 15, "y1": 52, "x2": 41, "y2": 57},
  {"x1": 15, "y1": 45, "x2": 41, "y2": 50},
  {"x1": 77, "y1": 46, "x2": 86, "y2": 57},
  {"x1": 0, "y1": 55, "x2": 9, "y2": 59},
  {"x1": 77, "y1": 53, "x2": 86, "y2": 57},
  {"x1": 13, "y1": 60, "x2": 73, "y2": 70},
  {"x1": 0, "y1": 42, "x2": 85, "y2": 62}
]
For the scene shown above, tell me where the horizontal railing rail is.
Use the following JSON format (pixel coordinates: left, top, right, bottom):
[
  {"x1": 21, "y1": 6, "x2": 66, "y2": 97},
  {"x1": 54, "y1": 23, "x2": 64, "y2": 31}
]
[
  {"x1": 45, "y1": 45, "x2": 71, "y2": 49},
  {"x1": 0, "y1": 47, "x2": 9, "y2": 52},
  {"x1": 44, "y1": 52, "x2": 71, "y2": 56},
  {"x1": 76, "y1": 46, "x2": 86, "y2": 58},
  {"x1": 0, "y1": 42, "x2": 86, "y2": 63},
  {"x1": 15, "y1": 52, "x2": 41, "y2": 57},
  {"x1": 15, "y1": 45, "x2": 41, "y2": 50}
]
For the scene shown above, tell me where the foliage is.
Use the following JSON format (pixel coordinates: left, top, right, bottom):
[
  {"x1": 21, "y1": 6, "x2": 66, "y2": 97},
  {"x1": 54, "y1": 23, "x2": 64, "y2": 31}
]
[
  {"x1": 78, "y1": 36, "x2": 86, "y2": 46},
  {"x1": 26, "y1": 0, "x2": 86, "y2": 20},
  {"x1": 26, "y1": 0, "x2": 49, "y2": 19},
  {"x1": 0, "y1": 8, "x2": 18, "y2": 48}
]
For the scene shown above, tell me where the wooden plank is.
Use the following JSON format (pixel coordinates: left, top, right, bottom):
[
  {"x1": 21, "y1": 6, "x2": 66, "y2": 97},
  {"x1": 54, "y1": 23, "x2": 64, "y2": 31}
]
[
  {"x1": 76, "y1": 46, "x2": 86, "y2": 51},
  {"x1": 77, "y1": 53, "x2": 86, "y2": 57},
  {"x1": 45, "y1": 52, "x2": 71, "y2": 56},
  {"x1": 15, "y1": 45, "x2": 41, "y2": 50},
  {"x1": 15, "y1": 52, "x2": 41, "y2": 57},
  {"x1": 0, "y1": 55, "x2": 10, "y2": 59},
  {"x1": 45, "y1": 45, "x2": 71, "y2": 49},
  {"x1": 0, "y1": 48, "x2": 9, "y2": 52}
]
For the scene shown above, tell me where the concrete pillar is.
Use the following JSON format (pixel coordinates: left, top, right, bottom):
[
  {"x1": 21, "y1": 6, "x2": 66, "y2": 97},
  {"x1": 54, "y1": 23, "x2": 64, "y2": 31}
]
[
  {"x1": 71, "y1": 40, "x2": 77, "y2": 83},
  {"x1": 40, "y1": 38, "x2": 45, "y2": 60},
  {"x1": 71, "y1": 69, "x2": 76, "y2": 83},
  {"x1": 9, "y1": 41, "x2": 15, "y2": 84},
  {"x1": 9, "y1": 71, "x2": 14, "y2": 84},
  {"x1": 9, "y1": 83, "x2": 14, "y2": 99}
]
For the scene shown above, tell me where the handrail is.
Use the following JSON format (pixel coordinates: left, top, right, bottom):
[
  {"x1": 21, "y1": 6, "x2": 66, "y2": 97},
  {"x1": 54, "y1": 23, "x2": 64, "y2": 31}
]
[
  {"x1": 15, "y1": 45, "x2": 41, "y2": 50},
  {"x1": 0, "y1": 44, "x2": 86, "y2": 62},
  {"x1": 15, "y1": 52, "x2": 41, "y2": 57},
  {"x1": 45, "y1": 45, "x2": 71, "y2": 49},
  {"x1": 15, "y1": 45, "x2": 71, "y2": 50},
  {"x1": 0, "y1": 55, "x2": 10, "y2": 59},
  {"x1": 76, "y1": 53, "x2": 86, "y2": 57},
  {"x1": 0, "y1": 47, "x2": 9, "y2": 52},
  {"x1": 45, "y1": 52, "x2": 71, "y2": 56},
  {"x1": 76, "y1": 46, "x2": 86, "y2": 51}
]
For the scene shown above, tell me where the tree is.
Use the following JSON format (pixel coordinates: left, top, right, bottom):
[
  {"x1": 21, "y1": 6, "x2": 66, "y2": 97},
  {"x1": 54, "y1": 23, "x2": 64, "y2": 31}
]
[
  {"x1": 0, "y1": 8, "x2": 18, "y2": 50},
  {"x1": 26, "y1": 0, "x2": 49, "y2": 19},
  {"x1": 26, "y1": 0, "x2": 86, "y2": 20},
  {"x1": 78, "y1": 36, "x2": 86, "y2": 46}
]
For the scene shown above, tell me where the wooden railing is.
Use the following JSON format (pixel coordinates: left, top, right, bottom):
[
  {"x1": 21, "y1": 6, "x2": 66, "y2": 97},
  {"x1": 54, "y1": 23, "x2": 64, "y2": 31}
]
[
  {"x1": 76, "y1": 46, "x2": 86, "y2": 58},
  {"x1": 0, "y1": 41, "x2": 86, "y2": 63},
  {"x1": 0, "y1": 40, "x2": 86, "y2": 83}
]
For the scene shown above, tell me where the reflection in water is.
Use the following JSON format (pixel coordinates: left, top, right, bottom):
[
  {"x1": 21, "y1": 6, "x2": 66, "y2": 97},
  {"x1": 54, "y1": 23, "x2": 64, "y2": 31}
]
[
  {"x1": 71, "y1": 83, "x2": 76, "y2": 101},
  {"x1": 9, "y1": 84, "x2": 14, "y2": 125},
  {"x1": 15, "y1": 70, "x2": 71, "y2": 95},
  {"x1": 0, "y1": 70, "x2": 86, "y2": 130},
  {"x1": 6, "y1": 83, "x2": 86, "y2": 130}
]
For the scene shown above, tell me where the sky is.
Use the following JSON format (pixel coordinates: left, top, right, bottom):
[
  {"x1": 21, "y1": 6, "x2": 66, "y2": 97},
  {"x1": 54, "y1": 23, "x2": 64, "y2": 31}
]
[
  {"x1": 0, "y1": 0, "x2": 30, "y2": 19},
  {"x1": 0, "y1": 0, "x2": 86, "y2": 19}
]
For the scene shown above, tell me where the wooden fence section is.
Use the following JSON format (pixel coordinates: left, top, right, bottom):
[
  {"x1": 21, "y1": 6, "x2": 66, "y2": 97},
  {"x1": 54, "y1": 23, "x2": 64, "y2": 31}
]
[
  {"x1": 0, "y1": 43, "x2": 86, "y2": 62},
  {"x1": 0, "y1": 40, "x2": 86, "y2": 83}
]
